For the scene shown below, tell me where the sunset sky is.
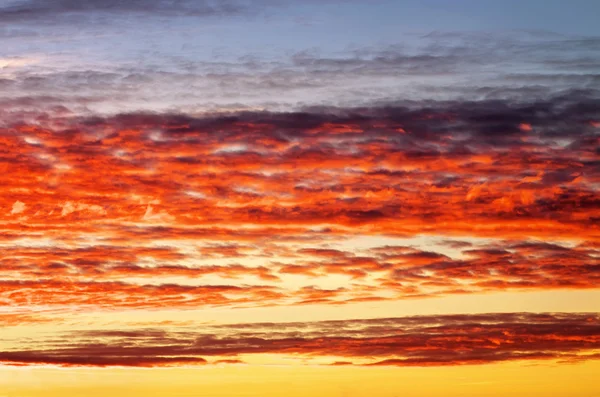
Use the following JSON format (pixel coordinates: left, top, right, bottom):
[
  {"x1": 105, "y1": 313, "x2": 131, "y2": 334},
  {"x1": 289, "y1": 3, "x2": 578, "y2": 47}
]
[{"x1": 1, "y1": 0, "x2": 599, "y2": 396}]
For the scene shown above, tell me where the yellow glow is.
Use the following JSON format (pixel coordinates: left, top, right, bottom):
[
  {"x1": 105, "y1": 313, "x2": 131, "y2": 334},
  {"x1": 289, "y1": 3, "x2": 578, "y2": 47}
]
[{"x1": 1, "y1": 361, "x2": 599, "y2": 397}]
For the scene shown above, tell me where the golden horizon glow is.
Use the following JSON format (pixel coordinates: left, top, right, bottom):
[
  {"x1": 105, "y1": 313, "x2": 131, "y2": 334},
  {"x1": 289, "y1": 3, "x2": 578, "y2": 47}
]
[{"x1": 2, "y1": 361, "x2": 600, "y2": 397}]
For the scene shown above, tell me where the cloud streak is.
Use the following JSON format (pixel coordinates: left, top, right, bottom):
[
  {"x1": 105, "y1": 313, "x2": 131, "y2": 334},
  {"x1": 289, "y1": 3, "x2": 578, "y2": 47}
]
[
  {"x1": 0, "y1": 0, "x2": 257, "y2": 22},
  {"x1": 1, "y1": 312, "x2": 598, "y2": 367},
  {"x1": 3, "y1": 32, "x2": 600, "y2": 115}
]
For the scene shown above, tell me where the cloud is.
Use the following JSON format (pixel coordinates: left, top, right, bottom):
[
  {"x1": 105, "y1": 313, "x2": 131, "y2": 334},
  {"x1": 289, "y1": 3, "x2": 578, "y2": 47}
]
[
  {"x1": 0, "y1": 0, "x2": 253, "y2": 22},
  {"x1": 0, "y1": 0, "x2": 365, "y2": 24},
  {"x1": 0, "y1": 312, "x2": 57, "y2": 326},
  {"x1": 3, "y1": 32, "x2": 600, "y2": 115},
  {"x1": 0, "y1": 352, "x2": 207, "y2": 367},
  {"x1": 0, "y1": 94, "x2": 598, "y2": 309},
  {"x1": 10, "y1": 200, "x2": 25, "y2": 214},
  {"x1": 0, "y1": 279, "x2": 284, "y2": 308},
  {"x1": 1, "y1": 312, "x2": 598, "y2": 367}
]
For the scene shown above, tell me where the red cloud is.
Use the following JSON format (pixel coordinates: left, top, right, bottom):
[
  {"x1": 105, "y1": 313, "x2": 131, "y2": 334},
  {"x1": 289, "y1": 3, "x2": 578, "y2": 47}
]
[
  {"x1": 1, "y1": 312, "x2": 598, "y2": 367},
  {"x1": 0, "y1": 98, "x2": 598, "y2": 310}
]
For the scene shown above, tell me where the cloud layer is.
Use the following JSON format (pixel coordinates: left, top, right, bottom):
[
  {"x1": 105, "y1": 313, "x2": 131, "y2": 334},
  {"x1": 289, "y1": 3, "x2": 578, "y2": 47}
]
[
  {"x1": 0, "y1": 93, "x2": 598, "y2": 309},
  {"x1": 1, "y1": 312, "x2": 598, "y2": 367},
  {"x1": 2, "y1": 32, "x2": 600, "y2": 114}
]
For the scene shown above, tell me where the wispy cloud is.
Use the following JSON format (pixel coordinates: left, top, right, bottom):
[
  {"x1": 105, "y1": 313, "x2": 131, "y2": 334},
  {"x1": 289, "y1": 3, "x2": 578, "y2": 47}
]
[
  {"x1": 0, "y1": 0, "x2": 256, "y2": 22},
  {"x1": 1, "y1": 312, "x2": 598, "y2": 367},
  {"x1": 2, "y1": 33, "x2": 599, "y2": 114}
]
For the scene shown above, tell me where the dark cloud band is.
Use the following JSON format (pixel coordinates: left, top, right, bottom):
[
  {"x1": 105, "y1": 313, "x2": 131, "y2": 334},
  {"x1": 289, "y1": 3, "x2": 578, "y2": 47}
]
[{"x1": 1, "y1": 312, "x2": 598, "y2": 367}]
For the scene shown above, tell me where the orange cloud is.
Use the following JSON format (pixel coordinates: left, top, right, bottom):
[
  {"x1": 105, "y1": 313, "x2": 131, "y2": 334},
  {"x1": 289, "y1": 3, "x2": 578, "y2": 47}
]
[{"x1": 0, "y1": 98, "x2": 598, "y2": 311}]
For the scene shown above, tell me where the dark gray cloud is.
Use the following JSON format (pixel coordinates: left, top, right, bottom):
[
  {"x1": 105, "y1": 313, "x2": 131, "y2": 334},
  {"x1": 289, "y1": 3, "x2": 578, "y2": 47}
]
[{"x1": 0, "y1": 0, "x2": 254, "y2": 22}]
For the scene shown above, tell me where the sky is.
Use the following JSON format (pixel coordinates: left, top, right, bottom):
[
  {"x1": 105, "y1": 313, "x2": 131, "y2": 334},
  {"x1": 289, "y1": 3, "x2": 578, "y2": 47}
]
[{"x1": 0, "y1": 0, "x2": 599, "y2": 396}]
